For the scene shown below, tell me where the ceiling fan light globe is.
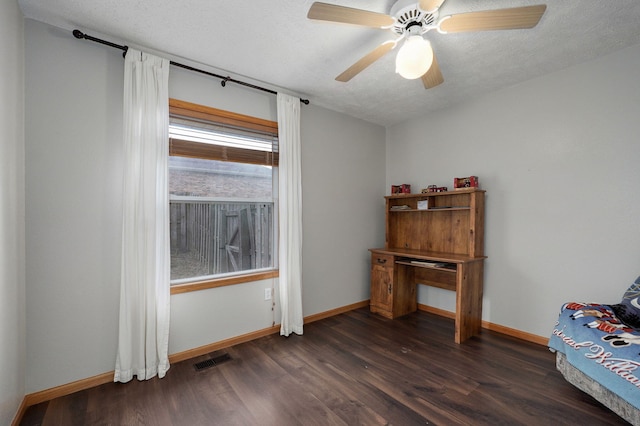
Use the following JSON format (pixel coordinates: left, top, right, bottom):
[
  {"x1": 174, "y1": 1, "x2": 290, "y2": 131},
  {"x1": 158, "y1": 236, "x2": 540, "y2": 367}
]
[{"x1": 395, "y1": 36, "x2": 433, "y2": 80}]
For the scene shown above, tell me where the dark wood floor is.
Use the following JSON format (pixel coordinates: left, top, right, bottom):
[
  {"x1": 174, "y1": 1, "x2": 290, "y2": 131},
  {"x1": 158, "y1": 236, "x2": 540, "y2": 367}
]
[{"x1": 21, "y1": 308, "x2": 629, "y2": 425}]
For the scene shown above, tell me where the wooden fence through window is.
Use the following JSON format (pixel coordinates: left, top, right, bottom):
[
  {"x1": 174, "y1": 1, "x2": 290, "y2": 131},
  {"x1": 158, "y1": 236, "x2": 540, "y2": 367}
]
[{"x1": 170, "y1": 200, "x2": 273, "y2": 280}]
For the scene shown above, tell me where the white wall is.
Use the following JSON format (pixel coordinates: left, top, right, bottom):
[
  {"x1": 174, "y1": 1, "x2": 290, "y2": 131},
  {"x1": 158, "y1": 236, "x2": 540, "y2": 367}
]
[
  {"x1": 0, "y1": 1, "x2": 26, "y2": 423},
  {"x1": 386, "y1": 43, "x2": 640, "y2": 338},
  {"x1": 24, "y1": 19, "x2": 385, "y2": 393},
  {"x1": 25, "y1": 20, "x2": 124, "y2": 393},
  {"x1": 300, "y1": 105, "x2": 385, "y2": 314}
]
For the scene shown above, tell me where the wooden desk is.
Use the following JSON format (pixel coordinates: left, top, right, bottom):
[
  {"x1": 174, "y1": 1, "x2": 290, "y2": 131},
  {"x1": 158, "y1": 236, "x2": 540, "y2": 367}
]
[{"x1": 369, "y1": 248, "x2": 485, "y2": 344}]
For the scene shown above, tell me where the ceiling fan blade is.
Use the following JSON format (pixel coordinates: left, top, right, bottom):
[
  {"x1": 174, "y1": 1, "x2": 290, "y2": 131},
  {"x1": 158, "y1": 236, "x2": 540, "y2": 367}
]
[
  {"x1": 421, "y1": 50, "x2": 444, "y2": 89},
  {"x1": 439, "y1": 5, "x2": 546, "y2": 33},
  {"x1": 336, "y1": 41, "x2": 396, "y2": 82},
  {"x1": 308, "y1": 2, "x2": 395, "y2": 28},
  {"x1": 419, "y1": 0, "x2": 445, "y2": 13}
]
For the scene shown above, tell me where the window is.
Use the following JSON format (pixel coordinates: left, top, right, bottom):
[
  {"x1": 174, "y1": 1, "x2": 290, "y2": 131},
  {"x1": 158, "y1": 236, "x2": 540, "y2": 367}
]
[{"x1": 168, "y1": 99, "x2": 279, "y2": 292}]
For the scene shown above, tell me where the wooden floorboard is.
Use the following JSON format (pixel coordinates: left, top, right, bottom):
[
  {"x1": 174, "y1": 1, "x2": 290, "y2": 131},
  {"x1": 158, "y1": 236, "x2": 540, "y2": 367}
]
[{"x1": 20, "y1": 308, "x2": 630, "y2": 425}]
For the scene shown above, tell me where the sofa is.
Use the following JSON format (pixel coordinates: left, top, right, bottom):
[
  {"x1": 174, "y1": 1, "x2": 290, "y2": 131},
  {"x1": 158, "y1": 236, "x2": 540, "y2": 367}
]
[{"x1": 548, "y1": 277, "x2": 640, "y2": 424}]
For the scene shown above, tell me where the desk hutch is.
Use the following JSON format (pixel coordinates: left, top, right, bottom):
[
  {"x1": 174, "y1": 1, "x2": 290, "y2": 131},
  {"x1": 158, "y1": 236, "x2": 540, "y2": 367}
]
[{"x1": 369, "y1": 188, "x2": 486, "y2": 343}]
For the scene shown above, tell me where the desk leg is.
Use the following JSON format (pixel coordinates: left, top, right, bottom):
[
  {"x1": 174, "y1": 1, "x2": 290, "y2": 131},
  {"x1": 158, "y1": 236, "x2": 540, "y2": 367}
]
[
  {"x1": 455, "y1": 261, "x2": 484, "y2": 343},
  {"x1": 395, "y1": 263, "x2": 417, "y2": 318}
]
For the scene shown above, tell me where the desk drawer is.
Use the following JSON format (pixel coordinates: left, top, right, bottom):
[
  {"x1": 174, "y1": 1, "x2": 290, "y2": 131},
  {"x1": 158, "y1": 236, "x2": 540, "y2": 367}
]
[{"x1": 371, "y1": 253, "x2": 394, "y2": 268}]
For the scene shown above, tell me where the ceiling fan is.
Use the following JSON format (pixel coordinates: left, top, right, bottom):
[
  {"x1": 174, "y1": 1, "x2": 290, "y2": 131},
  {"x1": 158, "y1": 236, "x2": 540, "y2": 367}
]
[{"x1": 307, "y1": 0, "x2": 547, "y2": 89}]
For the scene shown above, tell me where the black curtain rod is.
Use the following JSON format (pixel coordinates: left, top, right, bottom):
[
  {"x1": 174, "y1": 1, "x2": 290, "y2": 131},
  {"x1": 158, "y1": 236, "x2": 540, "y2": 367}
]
[{"x1": 72, "y1": 30, "x2": 309, "y2": 105}]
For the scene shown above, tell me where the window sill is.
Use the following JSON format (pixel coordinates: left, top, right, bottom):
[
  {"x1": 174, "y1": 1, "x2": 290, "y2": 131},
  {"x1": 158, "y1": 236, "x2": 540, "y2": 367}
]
[{"x1": 170, "y1": 270, "x2": 279, "y2": 295}]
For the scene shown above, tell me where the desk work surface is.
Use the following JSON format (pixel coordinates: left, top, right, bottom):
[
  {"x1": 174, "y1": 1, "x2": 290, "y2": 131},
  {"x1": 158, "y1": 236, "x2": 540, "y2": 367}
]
[{"x1": 369, "y1": 247, "x2": 486, "y2": 264}]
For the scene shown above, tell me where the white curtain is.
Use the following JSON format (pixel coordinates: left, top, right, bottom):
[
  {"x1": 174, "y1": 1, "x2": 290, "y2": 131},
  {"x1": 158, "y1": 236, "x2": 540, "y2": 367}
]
[
  {"x1": 277, "y1": 93, "x2": 304, "y2": 336},
  {"x1": 115, "y1": 49, "x2": 171, "y2": 382}
]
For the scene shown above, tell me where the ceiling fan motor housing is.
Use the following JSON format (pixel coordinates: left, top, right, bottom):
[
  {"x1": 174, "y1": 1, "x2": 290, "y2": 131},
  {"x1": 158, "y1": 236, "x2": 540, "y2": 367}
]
[{"x1": 390, "y1": 0, "x2": 439, "y2": 36}]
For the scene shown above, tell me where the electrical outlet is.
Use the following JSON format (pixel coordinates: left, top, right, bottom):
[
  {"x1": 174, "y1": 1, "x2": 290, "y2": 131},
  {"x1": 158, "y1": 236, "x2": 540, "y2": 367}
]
[{"x1": 264, "y1": 288, "x2": 272, "y2": 301}]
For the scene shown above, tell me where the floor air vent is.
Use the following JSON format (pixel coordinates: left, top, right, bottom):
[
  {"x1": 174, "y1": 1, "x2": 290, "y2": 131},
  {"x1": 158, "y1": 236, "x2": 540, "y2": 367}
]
[{"x1": 193, "y1": 353, "x2": 232, "y2": 371}]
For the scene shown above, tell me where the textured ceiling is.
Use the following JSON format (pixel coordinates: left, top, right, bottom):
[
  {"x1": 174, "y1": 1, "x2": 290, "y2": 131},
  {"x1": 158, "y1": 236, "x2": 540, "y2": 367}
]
[{"x1": 18, "y1": 0, "x2": 640, "y2": 126}]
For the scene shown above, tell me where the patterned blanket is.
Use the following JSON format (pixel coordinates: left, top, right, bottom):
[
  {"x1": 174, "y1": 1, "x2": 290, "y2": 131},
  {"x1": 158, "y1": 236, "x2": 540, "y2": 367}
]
[{"x1": 549, "y1": 301, "x2": 640, "y2": 410}]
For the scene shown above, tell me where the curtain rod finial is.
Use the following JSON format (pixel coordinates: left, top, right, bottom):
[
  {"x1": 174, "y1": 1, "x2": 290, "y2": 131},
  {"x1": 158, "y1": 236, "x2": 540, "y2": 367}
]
[{"x1": 72, "y1": 29, "x2": 85, "y2": 39}]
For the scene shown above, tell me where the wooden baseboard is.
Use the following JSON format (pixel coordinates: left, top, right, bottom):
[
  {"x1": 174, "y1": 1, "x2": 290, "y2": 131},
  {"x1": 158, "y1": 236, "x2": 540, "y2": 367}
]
[
  {"x1": 304, "y1": 300, "x2": 370, "y2": 324},
  {"x1": 17, "y1": 300, "x2": 370, "y2": 415},
  {"x1": 481, "y1": 320, "x2": 549, "y2": 346},
  {"x1": 20, "y1": 327, "x2": 283, "y2": 410},
  {"x1": 17, "y1": 300, "x2": 548, "y2": 423},
  {"x1": 417, "y1": 303, "x2": 548, "y2": 346},
  {"x1": 23, "y1": 371, "x2": 114, "y2": 407},
  {"x1": 168, "y1": 324, "x2": 281, "y2": 364},
  {"x1": 417, "y1": 304, "x2": 456, "y2": 320},
  {"x1": 172, "y1": 300, "x2": 371, "y2": 363}
]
